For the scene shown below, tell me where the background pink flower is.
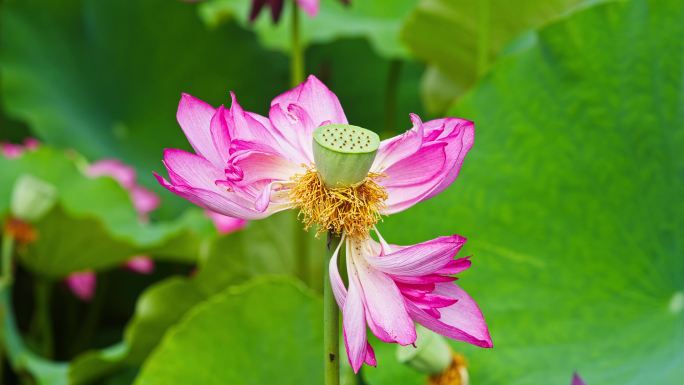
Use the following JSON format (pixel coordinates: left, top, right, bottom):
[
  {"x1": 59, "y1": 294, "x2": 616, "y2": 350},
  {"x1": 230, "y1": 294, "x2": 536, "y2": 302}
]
[
  {"x1": 204, "y1": 210, "x2": 248, "y2": 234},
  {"x1": 0, "y1": 138, "x2": 39, "y2": 159},
  {"x1": 124, "y1": 255, "x2": 155, "y2": 275},
  {"x1": 86, "y1": 159, "x2": 160, "y2": 220},
  {"x1": 249, "y1": 0, "x2": 350, "y2": 23},
  {"x1": 65, "y1": 271, "x2": 96, "y2": 302}
]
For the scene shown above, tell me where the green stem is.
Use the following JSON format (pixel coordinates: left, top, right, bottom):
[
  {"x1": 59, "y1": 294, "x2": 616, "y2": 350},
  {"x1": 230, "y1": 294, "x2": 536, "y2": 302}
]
[
  {"x1": 1, "y1": 235, "x2": 13, "y2": 289},
  {"x1": 290, "y1": 0, "x2": 308, "y2": 285},
  {"x1": 0, "y1": 232, "x2": 14, "y2": 385},
  {"x1": 384, "y1": 60, "x2": 403, "y2": 133},
  {"x1": 477, "y1": 0, "x2": 490, "y2": 77},
  {"x1": 0, "y1": 231, "x2": 68, "y2": 384},
  {"x1": 290, "y1": 0, "x2": 305, "y2": 87},
  {"x1": 324, "y1": 233, "x2": 342, "y2": 385},
  {"x1": 30, "y1": 280, "x2": 53, "y2": 359}
]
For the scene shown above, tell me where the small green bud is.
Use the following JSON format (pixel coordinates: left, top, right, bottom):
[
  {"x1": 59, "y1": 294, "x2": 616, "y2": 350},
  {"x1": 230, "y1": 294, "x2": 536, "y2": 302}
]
[
  {"x1": 396, "y1": 326, "x2": 452, "y2": 375},
  {"x1": 11, "y1": 174, "x2": 57, "y2": 222},
  {"x1": 312, "y1": 124, "x2": 380, "y2": 188}
]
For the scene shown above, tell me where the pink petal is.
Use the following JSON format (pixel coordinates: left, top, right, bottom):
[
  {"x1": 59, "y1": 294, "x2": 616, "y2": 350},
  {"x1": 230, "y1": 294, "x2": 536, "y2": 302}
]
[
  {"x1": 204, "y1": 210, "x2": 247, "y2": 234},
  {"x1": 371, "y1": 116, "x2": 475, "y2": 214},
  {"x1": 255, "y1": 181, "x2": 277, "y2": 212},
  {"x1": 349, "y1": 239, "x2": 416, "y2": 346},
  {"x1": 407, "y1": 283, "x2": 492, "y2": 348},
  {"x1": 423, "y1": 118, "x2": 475, "y2": 199},
  {"x1": 226, "y1": 93, "x2": 283, "y2": 153},
  {"x1": 380, "y1": 142, "x2": 447, "y2": 188},
  {"x1": 176, "y1": 93, "x2": 223, "y2": 168},
  {"x1": 268, "y1": 102, "x2": 317, "y2": 163},
  {"x1": 271, "y1": 75, "x2": 347, "y2": 128},
  {"x1": 393, "y1": 274, "x2": 457, "y2": 284},
  {"x1": 162, "y1": 149, "x2": 224, "y2": 191},
  {"x1": 328, "y1": 237, "x2": 347, "y2": 309},
  {"x1": 380, "y1": 144, "x2": 448, "y2": 214},
  {"x1": 124, "y1": 256, "x2": 155, "y2": 274},
  {"x1": 396, "y1": 282, "x2": 435, "y2": 297},
  {"x1": 437, "y1": 257, "x2": 471, "y2": 275},
  {"x1": 296, "y1": 0, "x2": 319, "y2": 17},
  {"x1": 87, "y1": 159, "x2": 137, "y2": 189},
  {"x1": 155, "y1": 173, "x2": 280, "y2": 220},
  {"x1": 66, "y1": 271, "x2": 96, "y2": 301},
  {"x1": 226, "y1": 150, "x2": 301, "y2": 187},
  {"x1": 364, "y1": 342, "x2": 377, "y2": 366},
  {"x1": 403, "y1": 291, "x2": 459, "y2": 309},
  {"x1": 372, "y1": 114, "x2": 424, "y2": 171},
  {"x1": 365, "y1": 235, "x2": 466, "y2": 277},
  {"x1": 343, "y1": 256, "x2": 369, "y2": 373},
  {"x1": 210, "y1": 105, "x2": 231, "y2": 165}
]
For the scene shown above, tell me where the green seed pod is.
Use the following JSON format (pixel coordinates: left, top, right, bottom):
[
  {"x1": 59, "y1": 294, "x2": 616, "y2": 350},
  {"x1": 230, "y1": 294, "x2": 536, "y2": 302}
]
[
  {"x1": 396, "y1": 326, "x2": 453, "y2": 375},
  {"x1": 312, "y1": 124, "x2": 380, "y2": 188},
  {"x1": 11, "y1": 174, "x2": 57, "y2": 222}
]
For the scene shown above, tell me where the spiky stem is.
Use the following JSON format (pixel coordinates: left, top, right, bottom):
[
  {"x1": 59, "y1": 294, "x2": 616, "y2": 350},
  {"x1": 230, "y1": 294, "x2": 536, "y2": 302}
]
[{"x1": 324, "y1": 233, "x2": 341, "y2": 385}]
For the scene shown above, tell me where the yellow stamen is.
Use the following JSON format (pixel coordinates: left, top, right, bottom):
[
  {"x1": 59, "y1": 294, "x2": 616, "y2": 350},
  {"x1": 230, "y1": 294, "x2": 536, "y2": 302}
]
[
  {"x1": 290, "y1": 168, "x2": 387, "y2": 239},
  {"x1": 427, "y1": 354, "x2": 469, "y2": 385}
]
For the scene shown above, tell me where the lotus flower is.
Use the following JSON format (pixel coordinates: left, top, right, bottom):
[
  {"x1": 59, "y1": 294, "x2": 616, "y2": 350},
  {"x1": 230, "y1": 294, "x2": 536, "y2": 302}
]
[
  {"x1": 156, "y1": 75, "x2": 490, "y2": 370},
  {"x1": 249, "y1": 0, "x2": 350, "y2": 23}
]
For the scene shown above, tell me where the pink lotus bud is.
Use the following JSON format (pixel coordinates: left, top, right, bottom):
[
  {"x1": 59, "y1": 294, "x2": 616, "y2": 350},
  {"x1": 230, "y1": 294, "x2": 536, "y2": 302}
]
[
  {"x1": 66, "y1": 271, "x2": 96, "y2": 301},
  {"x1": 124, "y1": 256, "x2": 155, "y2": 275}
]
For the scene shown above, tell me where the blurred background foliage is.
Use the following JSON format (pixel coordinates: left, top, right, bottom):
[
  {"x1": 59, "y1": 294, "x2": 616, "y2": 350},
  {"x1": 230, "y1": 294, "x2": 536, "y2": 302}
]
[{"x1": 0, "y1": 0, "x2": 682, "y2": 384}]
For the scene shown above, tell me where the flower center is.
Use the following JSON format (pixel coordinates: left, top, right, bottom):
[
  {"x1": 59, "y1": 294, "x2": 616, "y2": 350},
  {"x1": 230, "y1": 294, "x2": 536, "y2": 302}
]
[{"x1": 290, "y1": 168, "x2": 387, "y2": 239}]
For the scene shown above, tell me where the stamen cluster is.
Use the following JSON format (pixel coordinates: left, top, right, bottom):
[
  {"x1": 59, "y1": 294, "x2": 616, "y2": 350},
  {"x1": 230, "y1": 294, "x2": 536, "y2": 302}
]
[{"x1": 290, "y1": 169, "x2": 387, "y2": 239}]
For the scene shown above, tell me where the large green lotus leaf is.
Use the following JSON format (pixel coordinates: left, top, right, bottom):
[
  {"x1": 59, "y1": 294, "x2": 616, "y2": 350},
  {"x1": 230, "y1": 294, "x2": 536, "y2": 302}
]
[
  {"x1": 401, "y1": 0, "x2": 602, "y2": 114},
  {"x1": 133, "y1": 278, "x2": 322, "y2": 385},
  {"x1": 0, "y1": 147, "x2": 214, "y2": 276},
  {"x1": 69, "y1": 212, "x2": 324, "y2": 384},
  {"x1": 199, "y1": 0, "x2": 418, "y2": 59},
  {"x1": 369, "y1": 1, "x2": 684, "y2": 384},
  {"x1": 0, "y1": 0, "x2": 289, "y2": 200}
]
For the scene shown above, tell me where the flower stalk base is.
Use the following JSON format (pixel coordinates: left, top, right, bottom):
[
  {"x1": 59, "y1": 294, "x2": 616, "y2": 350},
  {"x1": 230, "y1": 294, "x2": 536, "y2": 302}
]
[{"x1": 324, "y1": 234, "x2": 342, "y2": 385}]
